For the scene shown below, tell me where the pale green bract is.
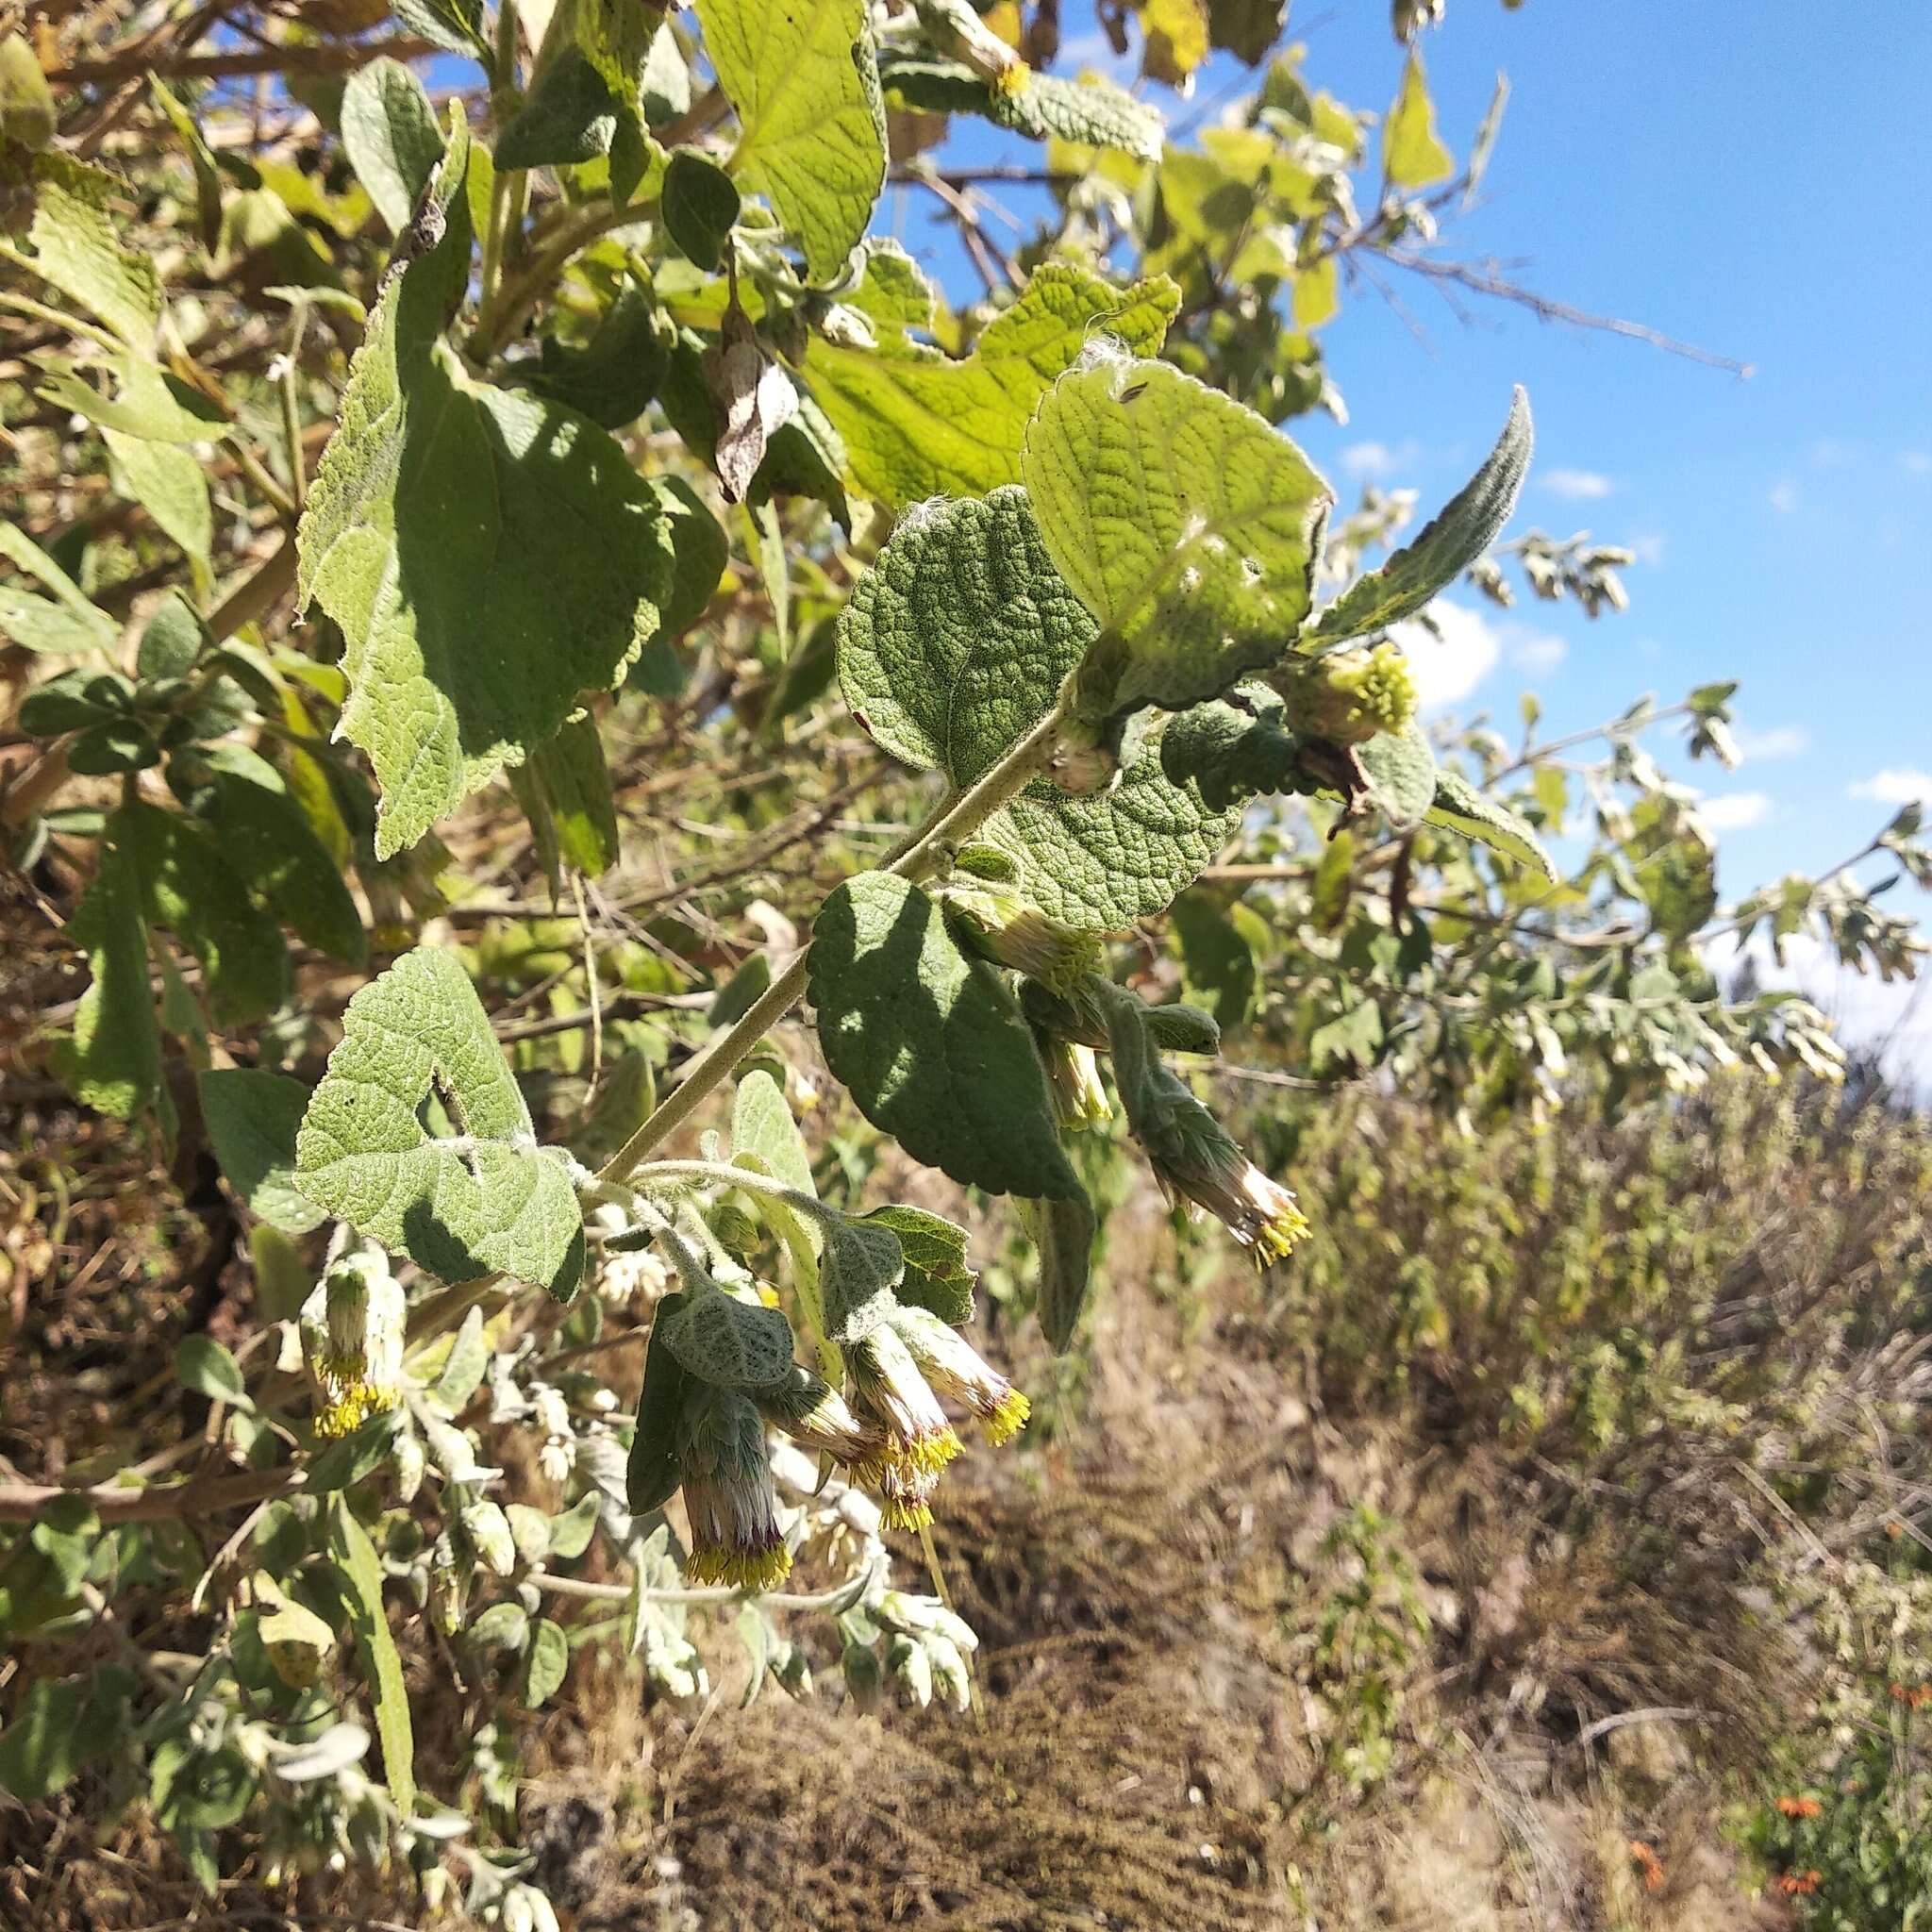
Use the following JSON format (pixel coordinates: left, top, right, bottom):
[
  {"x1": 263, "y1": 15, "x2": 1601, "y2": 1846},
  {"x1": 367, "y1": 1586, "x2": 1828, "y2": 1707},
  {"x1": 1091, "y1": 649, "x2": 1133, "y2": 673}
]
[
  {"x1": 698, "y1": 0, "x2": 887, "y2": 284},
  {"x1": 838, "y1": 488, "x2": 1236, "y2": 929},
  {"x1": 807, "y1": 262, "x2": 1178, "y2": 509},
  {"x1": 1020, "y1": 358, "x2": 1331, "y2": 720},
  {"x1": 296, "y1": 108, "x2": 674, "y2": 858},
  {"x1": 294, "y1": 948, "x2": 587, "y2": 1299}
]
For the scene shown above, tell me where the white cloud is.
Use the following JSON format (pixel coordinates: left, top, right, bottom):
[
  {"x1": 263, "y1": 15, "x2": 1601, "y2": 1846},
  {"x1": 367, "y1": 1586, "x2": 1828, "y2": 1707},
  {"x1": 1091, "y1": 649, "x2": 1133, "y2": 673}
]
[
  {"x1": 1733, "y1": 724, "x2": 1808, "y2": 761},
  {"x1": 1903, "y1": 451, "x2": 1932, "y2": 477},
  {"x1": 1848, "y1": 768, "x2": 1932, "y2": 807},
  {"x1": 1543, "y1": 467, "x2": 1613, "y2": 501},
  {"x1": 1694, "y1": 791, "x2": 1773, "y2": 831},
  {"x1": 1338, "y1": 438, "x2": 1421, "y2": 480},
  {"x1": 1387, "y1": 599, "x2": 1501, "y2": 710},
  {"x1": 1506, "y1": 625, "x2": 1567, "y2": 675},
  {"x1": 1628, "y1": 530, "x2": 1668, "y2": 568},
  {"x1": 1769, "y1": 480, "x2": 1800, "y2": 514},
  {"x1": 1810, "y1": 437, "x2": 1854, "y2": 467}
]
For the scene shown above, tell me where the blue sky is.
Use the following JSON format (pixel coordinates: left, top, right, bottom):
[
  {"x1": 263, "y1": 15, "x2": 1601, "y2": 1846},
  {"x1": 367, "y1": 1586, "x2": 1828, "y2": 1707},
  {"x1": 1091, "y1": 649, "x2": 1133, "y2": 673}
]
[{"x1": 887, "y1": 3, "x2": 1932, "y2": 912}]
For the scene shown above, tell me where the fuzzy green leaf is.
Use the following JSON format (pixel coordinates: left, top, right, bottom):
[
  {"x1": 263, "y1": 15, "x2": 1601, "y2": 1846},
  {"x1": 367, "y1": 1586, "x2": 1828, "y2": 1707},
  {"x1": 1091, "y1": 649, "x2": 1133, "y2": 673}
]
[
  {"x1": 881, "y1": 58, "x2": 1163, "y2": 160},
  {"x1": 1026, "y1": 1190, "x2": 1097, "y2": 1354},
  {"x1": 0, "y1": 148, "x2": 161, "y2": 349},
  {"x1": 809, "y1": 871, "x2": 1079, "y2": 1199},
  {"x1": 199, "y1": 1068, "x2": 325, "y2": 1234},
  {"x1": 1384, "y1": 48, "x2": 1454, "y2": 190},
  {"x1": 341, "y1": 57, "x2": 446, "y2": 235},
  {"x1": 817, "y1": 1212, "x2": 906, "y2": 1344},
  {"x1": 659, "y1": 1290, "x2": 796, "y2": 1389},
  {"x1": 1308, "y1": 390, "x2": 1531, "y2": 646},
  {"x1": 52, "y1": 828, "x2": 159, "y2": 1121},
  {"x1": 627, "y1": 1291, "x2": 691, "y2": 1513},
  {"x1": 294, "y1": 947, "x2": 587, "y2": 1298},
  {"x1": 698, "y1": 0, "x2": 886, "y2": 282},
  {"x1": 731, "y1": 1070, "x2": 816, "y2": 1208},
  {"x1": 1355, "y1": 721, "x2": 1438, "y2": 833},
  {"x1": 521, "y1": 1618, "x2": 570, "y2": 1707},
  {"x1": 175, "y1": 1335, "x2": 253, "y2": 1410},
  {"x1": 523, "y1": 712, "x2": 621, "y2": 883},
  {"x1": 0, "y1": 521, "x2": 117, "y2": 656},
  {"x1": 326, "y1": 1495, "x2": 415, "y2": 1815},
  {"x1": 839, "y1": 488, "x2": 1235, "y2": 927},
  {"x1": 807, "y1": 263, "x2": 1177, "y2": 509},
  {"x1": 38, "y1": 354, "x2": 229, "y2": 445},
  {"x1": 296, "y1": 109, "x2": 673, "y2": 858},
  {"x1": 1021, "y1": 358, "x2": 1330, "y2": 718},
  {"x1": 860, "y1": 1205, "x2": 974, "y2": 1325},
  {"x1": 492, "y1": 47, "x2": 619, "y2": 171},
  {"x1": 1158, "y1": 688, "x2": 1302, "y2": 812},
  {"x1": 521, "y1": 287, "x2": 667, "y2": 430},
  {"x1": 1425, "y1": 769, "x2": 1557, "y2": 881},
  {"x1": 662, "y1": 147, "x2": 740, "y2": 272}
]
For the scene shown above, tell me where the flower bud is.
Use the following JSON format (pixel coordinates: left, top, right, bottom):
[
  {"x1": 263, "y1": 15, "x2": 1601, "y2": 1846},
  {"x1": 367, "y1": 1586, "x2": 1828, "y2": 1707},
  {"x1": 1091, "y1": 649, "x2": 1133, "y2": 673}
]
[
  {"x1": 675, "y1": 1386, "x2": 791, "y2": 1591},
  {"x1": 1042, "y1": 1036, "x2": 1112, "y2": 1131},
  {"x1": 301, "y1": 1246, "x2": 406, "y2": 1439},
  {"x1": 755, "y1": 1363, "x2": 884, "y2": 1469},
  {"x1": 926, "y1": 1633, "x2": 973, "y2": 1713},
  {"x1": 842, "y1": 1640, "x2": 883, "y2": 1714},
  {"x1": 887, "y1": 1304, "x2": 1030, "y2": 1448},
  {"x1": 938, "y1": 880, "x2": 1101, "y2": 996},
  {"x1": 1274, "y1": 641, "x2": 1419, "y2": 746}
]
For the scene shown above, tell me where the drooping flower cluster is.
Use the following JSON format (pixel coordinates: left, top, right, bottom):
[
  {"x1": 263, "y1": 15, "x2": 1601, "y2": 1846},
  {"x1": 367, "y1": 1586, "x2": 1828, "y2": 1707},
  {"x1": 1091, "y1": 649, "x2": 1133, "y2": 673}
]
[{"x1": 300, "y1": 1244, "x2": 406, "y2": 1439}]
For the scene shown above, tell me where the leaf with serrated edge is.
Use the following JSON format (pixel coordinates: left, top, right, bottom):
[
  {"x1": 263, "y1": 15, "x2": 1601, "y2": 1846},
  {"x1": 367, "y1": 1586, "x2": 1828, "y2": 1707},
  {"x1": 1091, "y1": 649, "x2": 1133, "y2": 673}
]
[
  {"x1": 1426, "y1": 768, "x2": 1557, "y2": 881},
  {"x1": 839, "y1": 488, "x2": 1234, "y2": 928},
  {"x1": 326, "y1": 1495, "x2": 414, "y2": 1814},
  {"x1": 810, "y1": 872, "x2": 1079, "y2": 1200},
  {"x1": 1307, "y1": 390, "x2": 1531, "y2": 646},
  {"x1": 660, "y1": 1291, "x2": 796, "y2": 1389},
  {"x1": 296, "y1": 108, "x2": 672, "y2": 858},
  {"x1": 1021, "y1": 358, "x2": 1331, "y2": 718},
  {"x1": 698, "y1": 0, "x2": 885, "y2": 283},
  {"x1": 807, "y1": 262, "x2": 1177, "y2": 509},
  {"x1": 295, "y1": 948, "x2": 586, "y2": 1297}
]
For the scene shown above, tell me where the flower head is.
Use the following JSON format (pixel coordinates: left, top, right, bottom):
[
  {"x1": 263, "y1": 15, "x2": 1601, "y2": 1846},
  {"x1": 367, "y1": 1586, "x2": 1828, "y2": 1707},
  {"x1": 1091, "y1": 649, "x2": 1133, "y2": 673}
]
[
  {"x1": 1775, "y1": 1794, "x2": 1823, "y2": 1819},
  {"x1": 301, "y1": 1246, "x2": 406, "y2": 1439},
  {"x1": 889, "y1": 1304, "x2": 1030, "y2": 1447},
  {"x1": 847, "y1": 1324, "x2": 961, "y2": 1526},
  {"x1": 1274, "y1": 641, "x2": 1419, "y2": 747},
  {"x1": 1042, "y1": 1036, "x2": 1112, "y2": 1131},
  {"x1": 675, "y1": 1386, "x2": 791, "y2": 1591},
  {"x1": 755, "y1": 1363, "x2": 884, "y2": 1469}
]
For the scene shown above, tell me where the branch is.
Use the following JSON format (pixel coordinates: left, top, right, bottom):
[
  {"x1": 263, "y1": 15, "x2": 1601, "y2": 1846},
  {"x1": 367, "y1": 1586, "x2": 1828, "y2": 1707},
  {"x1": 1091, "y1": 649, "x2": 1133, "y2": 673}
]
[
  {"x1": 48, "y1": 32, "x2": 441, "y2": 89},
  {"x1": 0, "y1": 1464, "x2": 297, "y2": 1525}
]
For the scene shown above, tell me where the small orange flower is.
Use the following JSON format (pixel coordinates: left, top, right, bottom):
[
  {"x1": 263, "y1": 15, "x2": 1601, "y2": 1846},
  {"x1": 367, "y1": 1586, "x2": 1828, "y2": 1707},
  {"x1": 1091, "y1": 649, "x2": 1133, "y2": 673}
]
[
  {"x1": 1886, "y1": 1519, "x2": 1904, "y2": 1540},
  {"x1": 1775, "y1": 1870, "x2": 1822, "y2": 1896},
  {"x1": 1628, "y1": 1840, "x2": 1664, "y2": 1892},
  {"x1": 1775, "y1": 1794, "x2": 1823, "y2": 1819}
]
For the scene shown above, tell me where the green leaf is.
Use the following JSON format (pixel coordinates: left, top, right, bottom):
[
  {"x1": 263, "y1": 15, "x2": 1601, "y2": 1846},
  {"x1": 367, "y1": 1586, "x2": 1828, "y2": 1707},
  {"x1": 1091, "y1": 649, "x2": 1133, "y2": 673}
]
[
  {"x1": 523, "y1": 711, "x2": 621, "y2": 883},
  {"x1": 294, "y1": 947, "x2": 588, "y2": 1298},
  {"x1": 195, "y1": 746, "x2": 366, "y2": 964},
  {"x1": 149, "y1": 76, "x2": 224, "y2": 249},
  {"x1": 1425, "y1": 769, "x2": 1557, "y2": 881},
  {"x1": 627, "y1": 1291, "x2": 691, "y2": 1513},
  {"x1": 1308, "y1": 390, "x2": 1531, "y2": 646},
  {"x1": 0, "y1": 520, "x2": 117, "y2": 656},
  {"x1": 493, "y1": 47, "x2": 620, "y2": 171},
  {"x1": 838, "y1": 488, "x2": 1235, "y2": 928},
  {"x1": 522, "y1": 286, "x2": 667, "y2": 429},
  {"x1": 809, "y1": 871, "x2": 1079, "y2": 1199},
  {"x1": 522, "y1": 1617, "x2": 570, "y2": 1707},
  {"x1": 123, "y1": 801, "x2": 289, "y2": 1024},
  {"x1": 817, "y1": 1212, "x2": 905, "y2": 1344},
  {"x1": 660, "y1": 1290, "x2": 796, "y2": 1389},
  {"x1": 1158, "y1": 689, "x2": 1302, "y2": 812},
  {"x1": 326, "y1": 1495, "x2": 415, "y2": 1815},
  {"x1": 807, "y1": 262, "x2": 1177, "y2": 509},
  {"x1": 137, "y1": 593, "x2": 208, "y2": 678},
  {"x1": 431, "y1": 1305, "x2": 491, "y2": 1409},
  {"x1": 52, "y1": 828, "x2": 159, "y2": 1120},
  {"x1": 1384, "y1": 47, "x2": 1454, "y2": 190},
  {"x1": 0, "y1": 1669, "x2": 132, "y2": 1802},
  {"x1": 1021, "y1": 358, "x2": 1330, "y2": 718},
  {"x1": 1354, "y1": 721, "x2": 1437, "y2": 833},
  {"x1": 175, "y1": 1335, "x2": 253, "y2": 1411},
  {"x1": 662, "y1": 147, "x2": 741, "y2": 272},
  {"x1": 881, "y1": 58, "x2": 1163, "y2": 161},
  {"x1": 0, "y1": 147, "x2": 161, "y2": 349},
  {"x1": 391, "y1": 0, "x2": 486, "y2": 58},
  {"x1": 0, "y1": 31, "x2": 56, "y2": 150},
  {"x1": 1026, "y1": 1190, "x2": 1097, "y2": 1354},
  {"x1": 341, "y1": 57, "x2": 446, "y2": 236},
  {"x1": 296, "y1": 108, "x2": 674, "y2": 858},
  {"x1": 547, "y1": 1491, "x2": 601, "y2": 1559},
  {"x1": 39, "y1": 354, "x2": 229, "y2": 445},
  {"x1": 199, "y1": 1068, "x2": 325, "y2": 1234},
  {"x1": 1171, "y1": 891, "x2": 1260, "y2": 1029},
  {"x1": 860, "y1": 1204, "x2": 974, "y2": 1325},
  {"x1": 698, "y1": 0, "x2": 886, "y2": 282},
  {"x1": 732, "y1": 1070, "x2": 816, "y2": 1208}
]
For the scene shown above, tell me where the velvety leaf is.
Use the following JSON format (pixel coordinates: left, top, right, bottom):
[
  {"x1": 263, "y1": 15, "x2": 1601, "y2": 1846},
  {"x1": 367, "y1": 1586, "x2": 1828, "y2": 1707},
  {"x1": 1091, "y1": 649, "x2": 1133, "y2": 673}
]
[
  {"x1": 38, "y1": 353, "x2": 229, "y2": 445},
  {"x1": 1021, "y1": 358, "x2": 1330, "y2": 717},
  {"x1": 341, "y1": 57, "x2": 445, "y2": 235},
  {"x1": 52, "y1": 827, "x2": 159, "y2": 1120},
  {"x1": 104, "y1": 429, "x2": 210, "y2": 577},
  {"x1": 522, "y1": 1617, "x2": 569, "y2": 1707},
  {"x1": 391, "y1": 0, "x2": 486, "y2": 58},
  {"x1": 662, "y1": 147, "x2": 740, "y2": 272},
  {"x1": 816, "y1": 1212, "x2": 906, "y2": 1344},
  {"x1": 524, "y1": 711, "x2": 621, "y2": 882},
  {"x1": 0, "y1": 1669, "x2": 132, "y2": 1802},
  {"x1": 326, "y1": 1495, "x2": 415, "y2": 1815},
  {"x1": 521, "y1": 286, "x2": 667, "y2": 428},
  {"x1": 860, "y1": 1205, "x2": 975, "y2": 1325},
  {"x1": 809, "y1": 871, "x2": 1079, "y2": 1198},
  {"x1": 1027, "y1": 1189, "x2": 1097, "y2": 1353},
  {"x1": 0, "y1": 521, "x2": 117, "y2": 656},
  {"x1": 698, "y1": 0, "x2": 886, "y2": 282},
  {"x1": 1426, "y1": 768, "x2": 1557, "y2": 881},
  {"x1": 838, "y1": 488, "x2": 1234, "y2": 927},
  {"x1": 660, "y1": 1290, "x2": 797, "y2": 1389},
  {"x1": 199, "y1": 1068, "x2": 325, "y2": 1234},
  {"x1": 1308, "y1": 390, "x2": 1531, "y2": 645},
  {"x1": 175, "y1": 1335, "x2": 253, "y2": 1410},
  {"x1": 881, "y1": 57, "x2": 1163, "y2": 160},
  {"x1": 1171, "y1": 891, "x2": 1260, "y2": 1028},
  {"x1": 296, "y1": 109, "x2": 674, "y2": 858},
  {"x1": 493, "y1": 47, "x2": 620, "y2": 171},
  {"x1": 0, "y1": 147, "x2": 161, "y2": 348},
  {"x1": 294, "y1": 947, "x2": 587, "y2": 1297},
  {"x1": 1354, "y1": 721, "x2": 1437, "y2": 833},
  {"x1": 807, "y1": 262, "x2": 1177, "y2": 509},
  {"x1": 1158, "y1": 689, "x2": 1302, "y2": 812},
  {"x1": 731, "y1": 1070, "x2": 816, "y2": 1208},
  {"x1": 626, "y1": 1291, "x2": 691, "y2": 1513}
]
